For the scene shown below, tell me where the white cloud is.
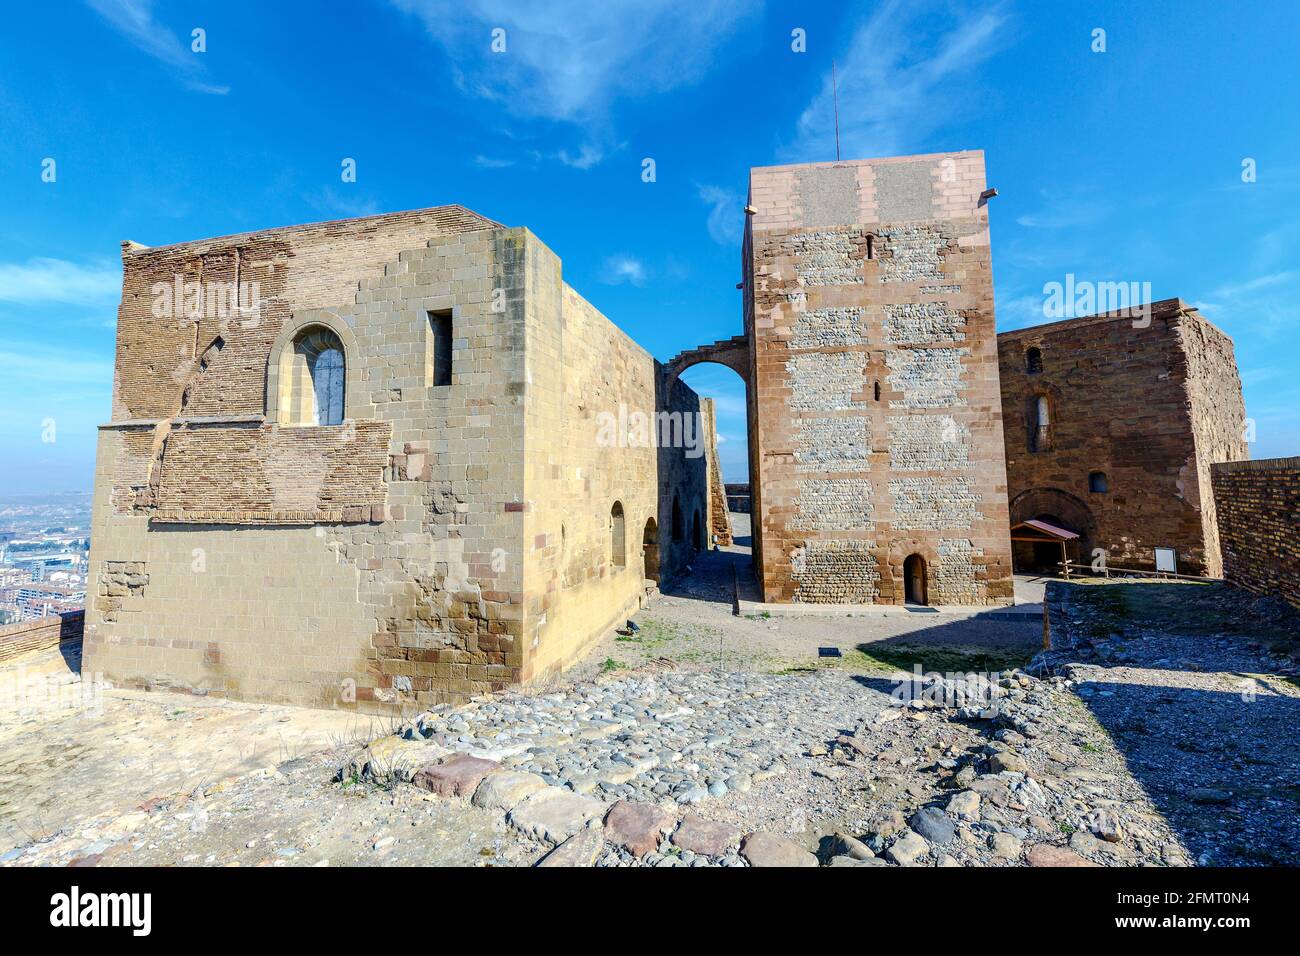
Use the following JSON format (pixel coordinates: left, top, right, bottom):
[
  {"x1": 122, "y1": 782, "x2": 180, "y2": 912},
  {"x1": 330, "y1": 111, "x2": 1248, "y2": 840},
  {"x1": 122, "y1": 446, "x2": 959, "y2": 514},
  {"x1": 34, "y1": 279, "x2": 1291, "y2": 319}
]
[
  {"x1": 994, "y1": 292, "x2": 1048, "y2": 330},
  {"x1": 390, "y1": 0, "x2": 755, "y2": 165},
  {"x1": 305, "y1": 188, "x2": 383, "y2": 219},
  {"x1": 1193, "y1": 270, "x2": 1300, "y2": 339},
  {"x1": 698, "y1": 184, "x2": 743, "y2": 246},
  {"x1": 600, "y1": 255, "x2": 648, "y2": 286},
  {"x1": 1240, "y1": 367, "x2": 1280, "y2": 387},
  {"x1": 86, "y1": 0, "x2": 229, "y2": 94},
  {"x1": 0, "y1": 258, "x2": 121, "y2": 306},
  {"x1": 1016, "y1": 192, "x2": 1110, "y2": 230},
  {"x1": 786, "y1": 0, "x2": 1010, "y2": 162},
  {"x1": 555, "y1": 144, "x2": 611, "y2": 170},
  {"x1": 1206, "y1": 271, "x2": 1297, "y2": 301}
]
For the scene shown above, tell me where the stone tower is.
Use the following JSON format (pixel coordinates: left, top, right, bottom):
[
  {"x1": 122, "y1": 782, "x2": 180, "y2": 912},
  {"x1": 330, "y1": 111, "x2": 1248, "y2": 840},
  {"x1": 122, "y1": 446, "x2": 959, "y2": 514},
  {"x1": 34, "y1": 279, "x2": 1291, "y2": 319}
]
[{"x1": 739, "y1": 151, "x2": 1014, "y2": 604}]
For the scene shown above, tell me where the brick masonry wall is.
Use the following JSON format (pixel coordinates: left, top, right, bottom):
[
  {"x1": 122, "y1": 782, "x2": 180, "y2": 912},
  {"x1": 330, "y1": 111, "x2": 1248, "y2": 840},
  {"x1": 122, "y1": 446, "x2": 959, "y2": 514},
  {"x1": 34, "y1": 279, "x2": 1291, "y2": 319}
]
[
  {"x1": 87, "y1": 210, "x2": 709, "y2": 712},
  {"x1": 744, "y1": 151, "x2": 1013, "y2": 605},
  {"x1": 998, "y1": 304, "x2": 1247, "y2": 575},
  {"x1": 0, "y1": 611, "x2": 84, "y2": 665},
  {"x1": 1212, "y1": 457, "x2": 1300, "y2": 608}
]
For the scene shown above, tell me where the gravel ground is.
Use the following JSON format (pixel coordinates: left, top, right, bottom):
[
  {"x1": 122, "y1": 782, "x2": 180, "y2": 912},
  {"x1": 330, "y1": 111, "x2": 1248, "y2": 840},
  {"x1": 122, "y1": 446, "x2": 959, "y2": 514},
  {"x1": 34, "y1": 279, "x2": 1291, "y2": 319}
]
[
  {"x1": 4, "y1": 518, "x2": 1295, "y2": 868},
  {"x1": 1036, "y1": 579, "x2": 1300, "y2": 867}
]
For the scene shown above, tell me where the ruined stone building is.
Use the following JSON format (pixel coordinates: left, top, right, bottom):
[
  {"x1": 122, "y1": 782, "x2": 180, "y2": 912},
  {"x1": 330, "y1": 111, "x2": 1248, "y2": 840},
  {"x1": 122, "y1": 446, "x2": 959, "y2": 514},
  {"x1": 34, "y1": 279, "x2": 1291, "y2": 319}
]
[
  {"x1": 671, "y1": 151, "x2": 1015, "y2": 606},
  {"x1": 998, "y1": 300, "x2": 1247, "y2": 576},
  {"x1": 85, "y1": 207, "x2": 710, "y2": 712}
]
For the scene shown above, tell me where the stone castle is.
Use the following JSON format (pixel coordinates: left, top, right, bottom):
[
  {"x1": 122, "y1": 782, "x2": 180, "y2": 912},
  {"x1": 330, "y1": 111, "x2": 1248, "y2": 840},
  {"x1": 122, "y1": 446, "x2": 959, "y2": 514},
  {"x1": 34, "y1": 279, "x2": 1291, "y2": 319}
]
[{"x1": 85, "y1": 149, "x2": 1251, "y2": 712}]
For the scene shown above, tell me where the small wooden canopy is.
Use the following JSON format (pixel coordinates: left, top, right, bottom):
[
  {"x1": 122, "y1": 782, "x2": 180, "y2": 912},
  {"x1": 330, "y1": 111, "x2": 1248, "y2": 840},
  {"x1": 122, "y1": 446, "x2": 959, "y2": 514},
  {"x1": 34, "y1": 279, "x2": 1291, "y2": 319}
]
[
  {"x1": 1010, "y1": 519, "x2": 1079, "y2": 577},
  {"x1": 1009, "y1": 518, "x2": 1079, "y2": 542}
]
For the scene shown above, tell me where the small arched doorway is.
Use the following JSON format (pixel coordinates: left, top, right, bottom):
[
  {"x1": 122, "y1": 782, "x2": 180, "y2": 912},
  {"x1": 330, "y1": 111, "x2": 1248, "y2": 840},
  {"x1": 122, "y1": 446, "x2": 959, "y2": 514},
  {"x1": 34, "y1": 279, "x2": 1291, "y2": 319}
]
[
  {"x1": 642, "y1": 518, "x2": 660, "y2": 583},
  {"x1": 903, "y1": 554, "x2": 928, "y2": 605}
]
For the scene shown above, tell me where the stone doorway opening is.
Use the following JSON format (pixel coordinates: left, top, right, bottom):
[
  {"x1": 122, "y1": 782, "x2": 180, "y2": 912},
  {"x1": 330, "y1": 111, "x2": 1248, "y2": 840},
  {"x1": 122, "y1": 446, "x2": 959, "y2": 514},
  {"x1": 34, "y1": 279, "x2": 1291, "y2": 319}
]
[
  {"x1": 642, "y1": 518, "x2": 660, "y2": 584},
  {"x1": 903, "y1": 553, "x2": 928, "y2": 605}
]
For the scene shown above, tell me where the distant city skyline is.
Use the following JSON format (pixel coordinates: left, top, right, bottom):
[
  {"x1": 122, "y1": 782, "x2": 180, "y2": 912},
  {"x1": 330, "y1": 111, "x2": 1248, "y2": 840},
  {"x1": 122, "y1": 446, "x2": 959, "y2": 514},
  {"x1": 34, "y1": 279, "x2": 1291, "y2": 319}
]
[{"x1": 2, "y1": 0, "x2": 1298, "y2": 495}]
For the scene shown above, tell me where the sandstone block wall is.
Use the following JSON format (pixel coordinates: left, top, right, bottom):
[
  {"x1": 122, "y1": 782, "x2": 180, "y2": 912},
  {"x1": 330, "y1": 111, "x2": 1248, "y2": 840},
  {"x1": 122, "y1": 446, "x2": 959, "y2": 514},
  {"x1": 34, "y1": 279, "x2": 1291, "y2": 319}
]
[
  {"x1": 517, "y1": 233, "x2": 705, "y2": 682},
  {"x1": 998, "y1": 302, "x2": 1247, "y2": 575},
  {"x1": 86, "y1": 208, "x2": 707, "y2": 712},
  {"x1": 743, "y1": 152, "x2": 1013, "y2": 605},
  {"x1": 1211, "y1": 457, "x2": 1300, "y2": 607}
]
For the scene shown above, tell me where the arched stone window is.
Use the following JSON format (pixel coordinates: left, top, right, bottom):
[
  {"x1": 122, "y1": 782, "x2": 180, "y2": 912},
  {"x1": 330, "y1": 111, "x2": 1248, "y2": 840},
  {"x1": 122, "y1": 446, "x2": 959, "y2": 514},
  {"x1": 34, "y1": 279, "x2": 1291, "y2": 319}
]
[
  {"x1": 1089, "y1": 470, "x2": 1109, "y2": 493},
  {"x1": 610, "y1": 501, "x2": 626, "y2": 569},
  {"x1": 1026, "y1": 347, "x2": 1043, "y2": 374},
  {"x1": 280, "y1": 326, "x2": 346, "y2": 426}
]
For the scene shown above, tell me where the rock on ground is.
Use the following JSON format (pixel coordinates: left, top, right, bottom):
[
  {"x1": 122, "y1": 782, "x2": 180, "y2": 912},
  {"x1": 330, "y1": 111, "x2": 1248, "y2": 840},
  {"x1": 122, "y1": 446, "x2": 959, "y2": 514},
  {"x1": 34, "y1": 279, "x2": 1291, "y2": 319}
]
[
  {"x1": 411, "y1": 754, "x2": 498, "y2": 798},
  {"x1": 471, "y1": 771, "x2": 547, "y2": 812},
  {"x1": 886, "y1": 830, "x2": 929, "y2": 866},
  {"x1": 671, "y1": 813, "x2": 741, "y2": 857},
  {"x1": 536, "y1": 828, "x2": 605, "y2": 867},
  {"x1": 740, "y1": 832, "x2": 818, "y2": 867},
  {"x1": 603, "y1": 801, "x2": 674, "y2": 857},
  {"x1": 507, "y1": 788, "x2": 604, "y2": 845}
]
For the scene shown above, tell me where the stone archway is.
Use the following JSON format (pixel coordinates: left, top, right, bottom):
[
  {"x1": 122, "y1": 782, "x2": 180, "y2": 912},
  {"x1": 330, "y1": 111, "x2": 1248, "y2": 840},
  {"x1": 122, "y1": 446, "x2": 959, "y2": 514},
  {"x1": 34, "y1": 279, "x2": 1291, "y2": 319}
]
[
  {"x1": 1009, "y1": 488, "x2": 1097, "y2": 571},
  {"x1": 663, "y1": 334, "x2": 750, "y2": 390}
]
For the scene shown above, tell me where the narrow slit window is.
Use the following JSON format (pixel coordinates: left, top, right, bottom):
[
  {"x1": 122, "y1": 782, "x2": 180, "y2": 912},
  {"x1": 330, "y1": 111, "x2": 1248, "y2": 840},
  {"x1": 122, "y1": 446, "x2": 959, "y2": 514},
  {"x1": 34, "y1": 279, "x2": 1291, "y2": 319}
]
[
  {"x1": 428, "y1": 310, "x2": 453, "y2": 387},
  {"x1": 1031, "y1": 394, "x2": 1052, "y2": 452},
  {"x1": 611, "y1": 501, "x2": 626, "y2": 568}
]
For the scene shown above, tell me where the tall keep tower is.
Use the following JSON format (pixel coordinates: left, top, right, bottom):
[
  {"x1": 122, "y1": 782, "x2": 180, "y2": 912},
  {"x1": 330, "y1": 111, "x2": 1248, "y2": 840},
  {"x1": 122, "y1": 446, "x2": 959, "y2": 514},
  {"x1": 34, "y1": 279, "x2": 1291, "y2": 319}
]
[{"x1": 740, "y1": 151, "x2": 1014, "y2": 604}]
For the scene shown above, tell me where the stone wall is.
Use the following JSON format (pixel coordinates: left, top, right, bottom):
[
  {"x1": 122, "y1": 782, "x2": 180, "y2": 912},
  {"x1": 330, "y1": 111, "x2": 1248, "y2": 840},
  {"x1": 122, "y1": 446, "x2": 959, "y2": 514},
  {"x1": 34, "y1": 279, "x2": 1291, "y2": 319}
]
[
  {"x1": 1212, "y1": 457, "x2": 1300, "y2": 608},
  {"x1": 86, "y1": 210, "x2": 708, "y2": 712},
  {"x1": 516, "y1": 232, "x2": 706, "y2": 682},
  {"x1": 725, "y1": 483, "x2": 752, "y2": 513},
  {"x1": 0, "y1": 611, "x2": 83, "y2": 665},
  {"x1": 701, "y1": 399, "x2": 733, "y2": 546},
  {"x1": 743, "y1": 152, "x2": 1013, "y2": 605},
  {"x1": 998, "y1": 303, "x2": 1247, "y2": 575}
]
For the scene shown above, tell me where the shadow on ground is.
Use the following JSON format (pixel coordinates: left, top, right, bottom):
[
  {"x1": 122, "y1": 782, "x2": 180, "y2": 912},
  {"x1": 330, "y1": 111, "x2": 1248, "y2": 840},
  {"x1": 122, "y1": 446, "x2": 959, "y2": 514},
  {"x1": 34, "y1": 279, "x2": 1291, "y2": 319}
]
[
  {"x1": 1082, "y1": 677, "x2": 1298, "y2": 865},
  {"x1": 1048, "y1": 579, "x2": 1300, "y2": 866}
]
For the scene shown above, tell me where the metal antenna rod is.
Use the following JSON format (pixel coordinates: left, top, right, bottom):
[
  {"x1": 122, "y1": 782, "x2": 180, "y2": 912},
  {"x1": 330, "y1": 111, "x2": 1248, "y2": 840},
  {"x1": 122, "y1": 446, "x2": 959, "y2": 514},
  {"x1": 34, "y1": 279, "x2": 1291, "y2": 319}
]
[{"x1": 832, "y1": 59, "x2": 842, "y2": 161}]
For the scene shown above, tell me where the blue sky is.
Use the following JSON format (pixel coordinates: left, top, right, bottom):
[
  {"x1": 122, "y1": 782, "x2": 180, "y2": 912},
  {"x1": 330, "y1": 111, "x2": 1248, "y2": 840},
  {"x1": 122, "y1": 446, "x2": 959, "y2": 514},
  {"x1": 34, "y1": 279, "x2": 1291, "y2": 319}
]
[{"x1": 0, "y1": 0, "x2": 1297, "y2": 495}]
